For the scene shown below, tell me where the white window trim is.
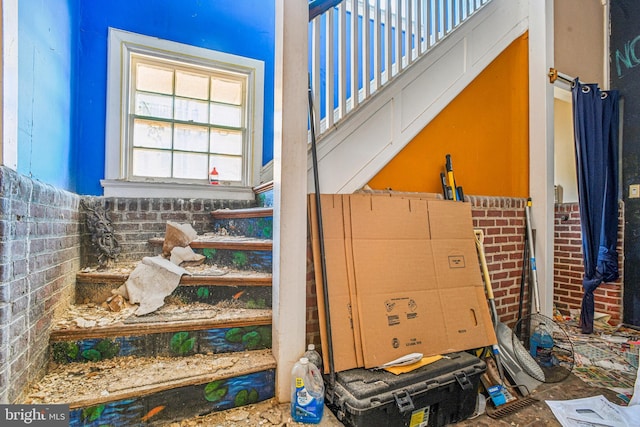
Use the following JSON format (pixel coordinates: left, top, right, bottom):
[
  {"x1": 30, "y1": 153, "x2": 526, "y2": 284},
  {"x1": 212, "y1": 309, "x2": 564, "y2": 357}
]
[{"x1": 103, "y1": 27, "x2": 264, "y2": 199}]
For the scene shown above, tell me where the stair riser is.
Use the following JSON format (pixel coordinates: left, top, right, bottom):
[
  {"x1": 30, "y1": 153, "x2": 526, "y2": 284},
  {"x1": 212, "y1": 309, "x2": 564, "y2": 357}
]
[
  {"x1": 255, "y1": 188, "x2": 273, "y2": 208},
  {"x1": 194, "y1": 248, "x2": 272, "y2": 272},
  {"x1": 51, "y1": 325, "x2": 272, "y2": 364},
  {"x1": 68, "y1": 369, "x2": 275, "y2": 426},
  {"x1": 76, "y1": 282, "x2": 271, "y2": 307},
  {"x1": 212, "y1": 216, "x2": 273, "y2": 239}
]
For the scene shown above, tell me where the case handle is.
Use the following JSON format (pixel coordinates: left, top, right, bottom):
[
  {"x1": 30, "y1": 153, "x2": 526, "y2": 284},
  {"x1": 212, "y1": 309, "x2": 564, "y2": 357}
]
[
  {"x1": 392, "y1": 389, "x2": 415, "y2": 414},
  {"x1": 454, "y1": 372, "x2": 472, "y2": 391}
]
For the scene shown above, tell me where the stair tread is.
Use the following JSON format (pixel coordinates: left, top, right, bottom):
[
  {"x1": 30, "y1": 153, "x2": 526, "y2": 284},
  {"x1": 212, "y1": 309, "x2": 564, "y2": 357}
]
[
  {"x1": 77, "y1": 264, "x2": 272, "y2": 285},
  {"x1": 149, "y1": 234, "x2": 272, "y2": 250},
  {"x1": 25, "y1": 349, "x2": 276, "y2": 409},
  {"x1": 211, "y1": 206, "x2": 273, "y2": 219},
  {"x1": 51, "y1": 303, "x2": 272, "y2": 340}
]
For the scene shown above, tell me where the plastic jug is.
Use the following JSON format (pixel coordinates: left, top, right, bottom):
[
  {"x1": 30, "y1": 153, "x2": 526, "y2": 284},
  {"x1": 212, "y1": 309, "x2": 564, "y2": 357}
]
[
  {"x1": 529, "y1": 322, "x2": 554, "y2": 367},
  {"x1": 303, "y1": 344, "x2": 323, "y2": 372},
  {"x1": 291, "y1": 357, "x2": 324, "y2": 423}
]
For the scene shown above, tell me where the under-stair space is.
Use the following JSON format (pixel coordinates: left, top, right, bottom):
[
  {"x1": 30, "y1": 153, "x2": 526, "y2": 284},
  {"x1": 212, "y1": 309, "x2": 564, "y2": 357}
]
[{"x1": 23, "y1": 186, "x2": 277, "y2": 426}]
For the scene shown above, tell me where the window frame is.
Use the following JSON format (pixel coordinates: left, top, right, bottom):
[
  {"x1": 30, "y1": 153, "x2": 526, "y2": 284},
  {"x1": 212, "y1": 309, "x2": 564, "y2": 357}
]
[{"x1": 103, "y1": 28, "x2": 264, "y2": 199}]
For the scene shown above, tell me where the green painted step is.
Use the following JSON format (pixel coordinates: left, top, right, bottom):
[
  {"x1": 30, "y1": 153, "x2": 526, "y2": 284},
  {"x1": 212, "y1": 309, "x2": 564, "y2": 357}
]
[
  {"x1": 210, "y1": 207, "x2": 273, "y2": 239},
  {"x1": 76, "y1": 266, "x2": 272, "y2": 306},
  {"x1": 148, "y1": 235, "x2": 273, "y2": 272},
  {"x1": 50, "y1": 303, "x2": 272, "y2": 364},
  {"x1": 25, "y1": 350, "x2": 276, "y2": 426}
]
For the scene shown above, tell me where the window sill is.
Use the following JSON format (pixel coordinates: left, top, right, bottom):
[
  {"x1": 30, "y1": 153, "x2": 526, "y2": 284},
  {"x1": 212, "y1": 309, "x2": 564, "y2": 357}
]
[{"x1": 101, "y1": 180, "x2": 256, "y2": 200}]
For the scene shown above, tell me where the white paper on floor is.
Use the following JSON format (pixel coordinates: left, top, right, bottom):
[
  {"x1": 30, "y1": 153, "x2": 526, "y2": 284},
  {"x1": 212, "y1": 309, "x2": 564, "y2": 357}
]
[{"x1": 546, "y1": 348, "x2": 640, "y2": 427}]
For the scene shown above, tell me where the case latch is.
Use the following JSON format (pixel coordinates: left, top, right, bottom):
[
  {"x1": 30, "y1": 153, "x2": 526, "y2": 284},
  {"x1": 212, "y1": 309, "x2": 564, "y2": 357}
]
[
  {"x1": 454, "y1": 371, "x2": 472, "y2": 391},
  {"x1": 392, "y1": 389, "x2": 415, "y2": 414}
]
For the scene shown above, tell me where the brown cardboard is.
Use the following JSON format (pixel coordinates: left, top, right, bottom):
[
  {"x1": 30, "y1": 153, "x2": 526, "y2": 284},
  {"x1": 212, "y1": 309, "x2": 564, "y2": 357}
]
[
  {"x1": 308, "y1": 193, "x2": 497, "y2": 371},
  {"x1": 430, "y1": 239, "x2": 484, "y2": 289},
  {"x1": 308, "y1": 194, "x2": 362, "y2": 372},
  {"x1": 427, "y1": 199, "x2": 475, "y2": 239}
]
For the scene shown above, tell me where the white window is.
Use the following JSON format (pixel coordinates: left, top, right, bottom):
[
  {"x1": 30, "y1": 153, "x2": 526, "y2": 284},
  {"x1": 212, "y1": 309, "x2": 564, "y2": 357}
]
[{"x1": 103, "y1": 28, "x2": 264, "y2": 199}]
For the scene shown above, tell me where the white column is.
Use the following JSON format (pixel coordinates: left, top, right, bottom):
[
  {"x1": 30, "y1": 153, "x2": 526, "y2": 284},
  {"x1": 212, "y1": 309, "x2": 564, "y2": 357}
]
[
  {"x1": 272, "y1": 0, "x2": 309, "y2": 402},
  {"x1": 528, "y1": 0, "x2": 555, "y2": 317},
  {"x1": 1, "y1": 0, "x2": 18, "y2": 169}
]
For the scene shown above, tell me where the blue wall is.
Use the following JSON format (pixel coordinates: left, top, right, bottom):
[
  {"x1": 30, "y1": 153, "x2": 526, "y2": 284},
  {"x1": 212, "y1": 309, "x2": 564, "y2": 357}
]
[
  {"x1": 74, "y1": 0, "x2": 275, "y2": 195},
  {"x1": 18, "y1": 0, "x2": 78, "y2": 190}
]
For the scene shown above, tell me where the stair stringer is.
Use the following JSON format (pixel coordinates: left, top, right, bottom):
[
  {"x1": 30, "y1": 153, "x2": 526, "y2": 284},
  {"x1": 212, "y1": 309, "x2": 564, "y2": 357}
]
[{"x1": 307, "y1": 0, "x2": 529, "y2": 194}]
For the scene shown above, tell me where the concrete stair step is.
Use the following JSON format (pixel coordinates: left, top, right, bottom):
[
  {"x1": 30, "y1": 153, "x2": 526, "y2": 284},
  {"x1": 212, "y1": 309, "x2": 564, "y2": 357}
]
[
  {"x1": 149, "y1": 234, "x2": 272, "y2": 251},
  {"x1": 49, "y1": 303, "x2": 272, "y2": 364},
  {"x1": 253, "y1": 181, "x2": 274, "y2": 208},
  {"x1": 148, "y1": 235, "x2": 273, "y2": 272},
  {"x1": 211, "y1": 206, "x2": 273, "y2": 219},
  {"x1": 76, "y1": 264, "x2": 272, "y2": 305},
  {"x1": 210, "y1": 207, "x2": 273, "y2": 238},
  {"x1": 24, "y1": 350, "x2": 276, "y2": 426}
]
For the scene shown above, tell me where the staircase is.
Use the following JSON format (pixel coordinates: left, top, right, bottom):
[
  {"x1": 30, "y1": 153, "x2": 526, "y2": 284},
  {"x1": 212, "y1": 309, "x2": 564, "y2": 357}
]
[{"x1": 23, "y1": 186, "x2": 277, "y2": 426}]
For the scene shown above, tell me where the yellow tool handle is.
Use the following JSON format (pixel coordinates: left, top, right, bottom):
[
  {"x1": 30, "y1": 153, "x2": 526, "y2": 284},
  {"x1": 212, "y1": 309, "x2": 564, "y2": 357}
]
[{"x1": 474, "y1": 229, "x2": 495, "y2": 300}]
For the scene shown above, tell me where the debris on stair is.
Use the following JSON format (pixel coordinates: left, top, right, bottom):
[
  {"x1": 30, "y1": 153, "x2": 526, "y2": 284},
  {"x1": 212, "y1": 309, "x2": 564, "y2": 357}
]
[
  {"x1": 169, "y1": 398, "x2": 344, "y2": 427},
  {"x1": 163, "y1": 221, "x2": 198, "y2": 257},
  {"x1": 25, "y1": 349, "x2": 274, "y2": 406},
  {"x1": 170, "y1": 245, "x2": 205, "y2": 266},
  {"x1": 113, "y1": 255, "x2": 188, "y2": 315},
  {"x1": 105, "y1": 294, "x2": 126, "y2": 312}
]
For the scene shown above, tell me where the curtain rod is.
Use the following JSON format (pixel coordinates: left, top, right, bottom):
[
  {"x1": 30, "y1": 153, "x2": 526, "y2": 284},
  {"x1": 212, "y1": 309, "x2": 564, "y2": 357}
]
[{"x1": 548, "y1": 68, "x2": 578, "y2": 85}]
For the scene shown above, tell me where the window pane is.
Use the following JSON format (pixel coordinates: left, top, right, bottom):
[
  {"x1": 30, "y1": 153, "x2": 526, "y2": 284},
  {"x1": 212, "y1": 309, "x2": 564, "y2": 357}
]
[
  {"x1": 210, "y1": 129, "x2": 242, "y2": 155},
  {"x1": 209, "y1": 155, "x2": 242, "y2": 182},
  {"x1": 175, "y1": 97, "x2": 208, "y2": 123},
  {"x1": 211, "y1": 77, "x2": 243, "y2": 105},
  {"x1": 210, "y1": 103, "x2": 242, "y2": 127},
  {"x1": 135, "y1": 92, "x2": 173, "y2": 119},
  {"x1": 136, "y1": 63, "x2": 173, "y2": 95},
  {"x1": 174, "y1": 124, "x2": 209, "y2": 152},
  {"x1": 132, "y1": 148, "x2": 172, "y2": 177},
  {"x1": 176, "y1": 71, "x2": 209, "y2": 100},
  {"x1": 173, "y1": 152, "x2": 208, "y2": 179},
  {"x1": 133, "y1": 119, "x2": 172, "y2": 149}
]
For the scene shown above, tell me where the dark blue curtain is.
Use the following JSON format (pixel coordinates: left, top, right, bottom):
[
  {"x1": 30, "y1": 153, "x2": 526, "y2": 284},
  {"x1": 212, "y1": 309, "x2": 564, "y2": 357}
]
[{"x1": 572, "y1": 79, "x2": 620, "y2": 334}]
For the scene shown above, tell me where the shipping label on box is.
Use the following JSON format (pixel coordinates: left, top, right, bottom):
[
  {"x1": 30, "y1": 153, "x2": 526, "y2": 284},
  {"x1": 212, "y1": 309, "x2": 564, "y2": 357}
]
[{"x1": 357, "y1": 290, "x2": 448, "y2": 367}]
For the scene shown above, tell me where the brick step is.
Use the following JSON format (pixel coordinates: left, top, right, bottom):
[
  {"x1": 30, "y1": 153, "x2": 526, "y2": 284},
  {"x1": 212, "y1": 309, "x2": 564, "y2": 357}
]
[
  {"x1": 49, "y1": 303, "x2": 272, "y2": 364},
  {"x1": 149, "y1": 235, "x2": 273, "y2": 272},
  {"x1": 76, "y1": 265, "x2": 272, "y2": 306},
  {"x1": 210, "y1": 207, "x2": 273, "y2": 238},
  {"x1": 25, "y1": 350, "x2": 276, "y2": 426}
]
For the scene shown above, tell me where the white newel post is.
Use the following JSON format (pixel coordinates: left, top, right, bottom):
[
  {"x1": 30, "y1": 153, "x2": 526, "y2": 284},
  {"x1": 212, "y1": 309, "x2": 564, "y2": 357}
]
[{"x1": 272, "y1": 0, "x2": 309, "y2": 402}]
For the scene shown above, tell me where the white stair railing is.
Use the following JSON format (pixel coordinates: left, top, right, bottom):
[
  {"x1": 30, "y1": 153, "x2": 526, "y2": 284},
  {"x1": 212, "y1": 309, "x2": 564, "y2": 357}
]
[{"x1": 309, "y1": 0, "x2": 492, "y2": 137}]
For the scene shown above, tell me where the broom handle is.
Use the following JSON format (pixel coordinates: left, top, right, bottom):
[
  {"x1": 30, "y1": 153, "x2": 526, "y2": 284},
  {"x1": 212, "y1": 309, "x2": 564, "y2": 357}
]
[
  {"x1": 474, "y1": 229, "x2": 505, "y2": 385},
  {"x1": 475, "y1": 230, "x2": 495, "y2": 301},
  {"x1": 525, "y1": 198, "x2": 541, "y2": 314}
]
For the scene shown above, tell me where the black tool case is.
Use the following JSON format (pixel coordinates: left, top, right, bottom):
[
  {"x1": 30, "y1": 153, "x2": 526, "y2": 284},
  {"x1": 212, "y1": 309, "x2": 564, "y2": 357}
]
[{"x1": 325, "y1": 352, "x2": 486, "y2": 427}]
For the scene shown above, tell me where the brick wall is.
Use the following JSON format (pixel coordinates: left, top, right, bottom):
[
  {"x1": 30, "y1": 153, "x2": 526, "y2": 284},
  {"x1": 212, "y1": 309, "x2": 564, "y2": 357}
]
[
  {"x1": 554, "y1": 202, "x2": 624, "y2": 324},
  {"x1": 467, "y1": 196, "x2": 529, "y2": 327},
  {"x1": 0, "y1": 167, "x2": 81, "y2": 403},
  {"x1": 82, "y1": 198, "x2": 255, "y2": 266}
]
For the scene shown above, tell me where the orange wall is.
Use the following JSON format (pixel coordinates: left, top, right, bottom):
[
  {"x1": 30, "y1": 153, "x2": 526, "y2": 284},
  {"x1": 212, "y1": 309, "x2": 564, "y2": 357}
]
[{"x1": 368, "y1": 33, "x2": 529, "y2": 198}]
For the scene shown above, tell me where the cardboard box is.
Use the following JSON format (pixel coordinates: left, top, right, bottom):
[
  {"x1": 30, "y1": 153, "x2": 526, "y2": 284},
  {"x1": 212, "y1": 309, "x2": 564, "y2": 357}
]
[
  {"x1": 308, "y1": 194, "x2": 362, "y2": 372},
  {"x1": 308, "y1": 193, "x2": 497, "y2": 370}
]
